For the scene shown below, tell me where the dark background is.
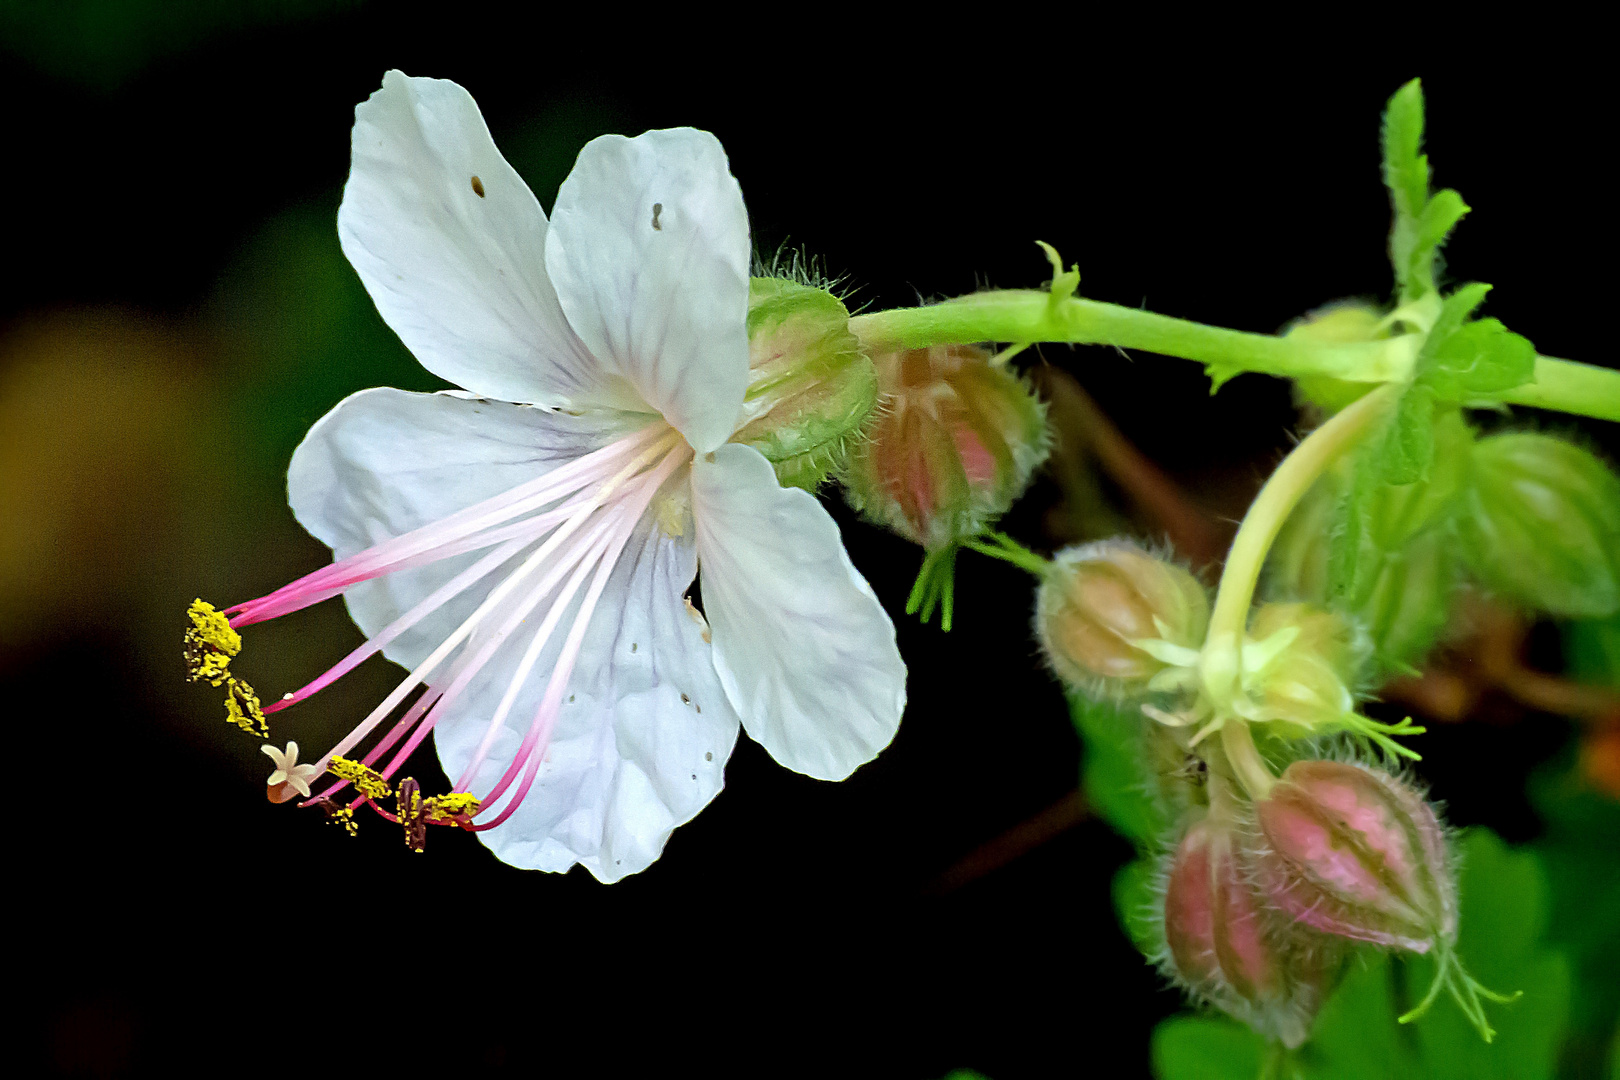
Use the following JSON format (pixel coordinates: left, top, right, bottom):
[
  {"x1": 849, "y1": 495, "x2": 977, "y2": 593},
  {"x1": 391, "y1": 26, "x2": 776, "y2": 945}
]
[{"x1": 3, "y1": 6, "x2": 1612, "y2": 1077}]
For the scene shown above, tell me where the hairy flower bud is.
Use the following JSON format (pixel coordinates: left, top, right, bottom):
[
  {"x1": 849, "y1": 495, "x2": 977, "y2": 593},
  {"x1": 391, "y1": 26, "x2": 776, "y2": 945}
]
[
  {"x1": 1162, "y1": 817, "x2": 1327, "y2": 1048},
  {"x1": 1286, "y1": 302, "x2": 1387, "y2": 414},
  {"x1": 1268, "y1": 411, "x2": 1470, "y2": 676},
  {"x1": 1237, "y1": 603, "x2": 1367, "y2": 737},
  {"x1": 840, "y1": 343, "x2": 1048, "y2": 549},
  {"x1": 1252, "y1": 760, "x2": 1455, "y2": 953},
  {"x1": 1035, "y1": 541, "x2": 1208, "y2": 694},
  {"x1": 731, "y1": 278, "x2": 879, "y2": 490},
  {"x1": 1457, "y1": 432, "x2": 1620, "y2": 618}
]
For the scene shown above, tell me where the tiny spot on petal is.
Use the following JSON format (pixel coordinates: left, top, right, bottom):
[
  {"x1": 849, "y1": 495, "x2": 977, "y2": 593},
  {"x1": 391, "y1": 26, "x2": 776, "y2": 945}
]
[
  {"x1": 681, "y1": 693, "x2": 690, "y2": 704},
  {"x1": 568, "y1": 694, "x2": 575, "y2": 703},
  {"x1": 470, "y1": 175, "x2": 485, "y2": 197},
  {"x1": 691, "y1": 774, "x2": 697, "y2": 780},
  {"x1": 651, "y1": 202, "x2": 662, "y2": 230},
  {"x1": 631, "y1": 642, "x2": 638, "y2": 653},
  {"x1": 705, "y1": 751, "x2": 713, "y2": 761},
  {"x1": 695, "y1": 704, "x2": 701, "y2": 713}
]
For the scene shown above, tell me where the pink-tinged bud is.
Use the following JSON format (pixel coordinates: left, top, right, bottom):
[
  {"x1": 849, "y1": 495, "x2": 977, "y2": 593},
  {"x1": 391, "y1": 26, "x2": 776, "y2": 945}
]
[
  {"x1": 1162, "y1": 818, "x2": 1326, "y2": 1048},
  {"x1": 1253, "y1": 760, "x2": 1455, "y2": 953},
  {"x1": 841, "y1": 343, "x2": 1048, "y2": 550},
  {"x1": 1035, "y1": 541, "x2": 1208, "y2": 694}
]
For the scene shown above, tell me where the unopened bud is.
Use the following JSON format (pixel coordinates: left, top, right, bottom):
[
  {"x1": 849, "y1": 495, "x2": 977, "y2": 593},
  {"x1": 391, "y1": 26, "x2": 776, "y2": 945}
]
[
  {"x1": 1252, "y1": 760, "x2": 1455, "y2": 953},
  {"x1": 1035, "y1": 541, "x2": 1208, "y2": 694},
  {"x1": 1162, "y1": 817, "x2": 1327, "y2": 1048},
  {"x1": 1286, "y1": 302, "x2": 1387, "y2": 414},
  {"x1": 1237, "y1": 603, "x2": 1367, "y2": 737},
  {"x1": 1458, "y1": 432, "x2": 1620, "y2": 618},
  {"x1": 1267, "y1": 412, "x2": 1470, "y2": 676},
  {"x1": 840, "y1": 343, "x2": 1048, "y2": 549},
  {"x1": 731, "y1": 278, "x2": 879, "y2": 490}
]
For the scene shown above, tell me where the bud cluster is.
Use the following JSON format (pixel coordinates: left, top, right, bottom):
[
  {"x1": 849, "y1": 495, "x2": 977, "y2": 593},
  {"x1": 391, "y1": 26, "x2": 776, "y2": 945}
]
[{"x1": 1155, "y1": 758, "x2": 1476, "y2": 1046}]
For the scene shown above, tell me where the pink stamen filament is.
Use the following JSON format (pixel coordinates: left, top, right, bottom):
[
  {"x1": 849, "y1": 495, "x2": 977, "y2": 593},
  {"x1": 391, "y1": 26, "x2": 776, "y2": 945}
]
[
  {"x1": 299, "y1": 431, "x2": 684, "y2": 778},
  {"x1": 470, "y1": 445, "x2": 689, "y2": 829},
  {"x1": 230, "y1": 424, "x2": 677, "y2": 628},
  {"x1": 268, "y1": 419, "x2": 694, "y2": 837},
  {"x1": 367, "y1": 509, "x2": 626, "y2": 785}
]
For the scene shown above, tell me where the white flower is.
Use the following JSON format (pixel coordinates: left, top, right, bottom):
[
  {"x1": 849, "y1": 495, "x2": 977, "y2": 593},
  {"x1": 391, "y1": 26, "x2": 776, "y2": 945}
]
[
  {"x1": 262, "y1": 741, "x2": 320, "y2": 800},
  {"x1": 217, "y1": 71, "x2": 906, "y2": 881}
]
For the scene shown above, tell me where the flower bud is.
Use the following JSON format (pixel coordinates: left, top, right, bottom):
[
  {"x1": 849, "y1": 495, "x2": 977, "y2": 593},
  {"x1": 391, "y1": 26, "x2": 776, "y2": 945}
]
[
  {"x1": 1035, "y1": 541, "x2": 1208, "y2": 694},
  {"x1": 1161, "y1": 817, "x2": 1327, "y2": 1048},
  {"x1": 1457, "y1": 432, "x2": 1620, "y2": 618},
  {"x1": 1252, "y1": 760, "x2": 1455, "y2": 953},
  {"x1": 1286, "y1": 302, "x2": 1386, "y2": 414},
  {"x1": 1237, "y1": 603, "x2": 1367, "y2": 737},
  {"x1": 840, "y1": 342, "x2": 1048, "y2": 549},
  {"x1": 730, "y1": 278, "x2": 879, "y2": 490}
]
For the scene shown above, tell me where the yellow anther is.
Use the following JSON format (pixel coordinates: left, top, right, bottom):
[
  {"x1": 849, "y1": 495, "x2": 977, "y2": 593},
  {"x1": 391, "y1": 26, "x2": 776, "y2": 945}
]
[
  {"x1": 398, "y1": 777, "x2": 426, "y2": 853},
  {"x1": 184, "y1": 599, "x2": 241, "y2": 686},
  {"x1": 223, "y1": 678, "x2": 270, "y2": 738},
  {"x1": 424, "y1": 792, "x2": 481, "y2": 824},
  {"x1": 328, "y1": 756, "x2": 392, "y2": 801},
  {"x1": 326, "y1": 807, "x2": 358, "y2": 836}
]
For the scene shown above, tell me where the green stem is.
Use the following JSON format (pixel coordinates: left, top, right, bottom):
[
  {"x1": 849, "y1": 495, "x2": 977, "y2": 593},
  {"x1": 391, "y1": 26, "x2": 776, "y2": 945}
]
[
  {"x1": 850, "y1": 293, "x2": 1620, "y2": 422},
  {"x1": 1499, "y1": 355, "x2": 1620, "y2": 423},
  {"x1": 1205, "y1": 383, "x2": 1399, "y2": 647},
  {"x1": 850, "y1": 291, "x2": 1417, "y2": 382},
  {"x1": 1221, "y1": 720, "x2": 1277, "y2": 801}
]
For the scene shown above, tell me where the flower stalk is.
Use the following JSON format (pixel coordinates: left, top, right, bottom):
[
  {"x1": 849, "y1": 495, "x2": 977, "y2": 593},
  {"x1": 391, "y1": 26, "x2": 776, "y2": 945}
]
[{"x1": 850, "y1": 293, "x2": 1620, "y2": 423}]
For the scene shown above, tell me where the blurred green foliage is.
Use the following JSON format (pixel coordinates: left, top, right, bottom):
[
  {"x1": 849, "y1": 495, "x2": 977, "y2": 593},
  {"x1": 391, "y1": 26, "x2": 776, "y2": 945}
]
[{"x1": 0, "y1": 0, "x2": 366, "y2": 88}]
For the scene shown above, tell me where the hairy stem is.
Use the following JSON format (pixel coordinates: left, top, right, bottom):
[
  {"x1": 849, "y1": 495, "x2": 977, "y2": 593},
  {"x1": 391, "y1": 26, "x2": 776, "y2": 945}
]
[
  {"x1": 851, "y1": 291, "x2": 1415, "y2": 382},
  {"x1": 1206, "y1": 384, "x2": 1399, "y2": 647},
  {"x1": 851, "y1": 293, "x2": 1620, "y2": 422},
  {"x1": 1498, "y1": 355, "x2": 1620, "y2": 423}
]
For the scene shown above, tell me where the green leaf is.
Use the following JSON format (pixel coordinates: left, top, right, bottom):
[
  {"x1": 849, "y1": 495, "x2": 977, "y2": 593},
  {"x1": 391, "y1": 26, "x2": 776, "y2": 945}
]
[
  {"x1": 1152, "y1": 1016, "x2": 1269, "y2": 1080},
  {"x1": 1113, "y1": 854, "x2": 1163, "y2": 959},
  {"x1": 1566, "y1": 610, "x2": 1620, "y2": 688},
  {"x1": 1383, "y1": 383, "x2": 1438, "y2": 484},
  {"x1": 1382, "y1": 79, "x2": 1429, "y2": 225},
  {"x1": 1381, "y1": 79, "x2": 1470, "y2": 301},
  {"x1": 1422, "y1": 318, "x2": 1537, "y2": 400},
  {"x1": 1069, "y1": 694, "x2": 1171, "y2": 847}
]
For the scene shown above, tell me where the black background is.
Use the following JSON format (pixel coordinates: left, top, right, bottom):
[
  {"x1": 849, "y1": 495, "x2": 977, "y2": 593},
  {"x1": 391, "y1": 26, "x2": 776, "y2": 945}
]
[{"x1": 3, "y1": 8, "x2": 1612, "y2": 1078}]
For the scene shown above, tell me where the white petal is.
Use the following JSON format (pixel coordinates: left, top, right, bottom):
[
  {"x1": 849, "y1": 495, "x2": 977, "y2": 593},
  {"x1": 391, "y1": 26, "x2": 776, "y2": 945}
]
[
  {"x1": 545, "y1": 128, "x2": 749, "y2": 453},
  {"x1": 433, "y1": 513, "x2": 741, "y2": 881},
  {"x1": 339, "y1": 71, "x2": 617, "y2": 408},
  {"x1": 287, "y1": 387, "x2": 637, "y2": 658},
  {"x1": 690, "y1": 444, "x2": 907, "y2": 780}
]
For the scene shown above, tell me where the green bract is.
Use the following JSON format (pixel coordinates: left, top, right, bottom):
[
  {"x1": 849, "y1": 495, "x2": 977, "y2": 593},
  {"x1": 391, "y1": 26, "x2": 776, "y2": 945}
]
[
  {"x1": 1458, "y1": 433, "x2": 1620, "y2": 618},
  {"x1": 731, "y1": 277, "x2": 879, "y2": 490}
]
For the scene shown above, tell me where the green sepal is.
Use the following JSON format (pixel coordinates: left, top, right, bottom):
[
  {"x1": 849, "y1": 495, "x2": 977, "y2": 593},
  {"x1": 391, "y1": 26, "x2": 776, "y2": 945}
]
[{"x1": 732, "y1": 277, "x2": 879, "y2": 490}]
